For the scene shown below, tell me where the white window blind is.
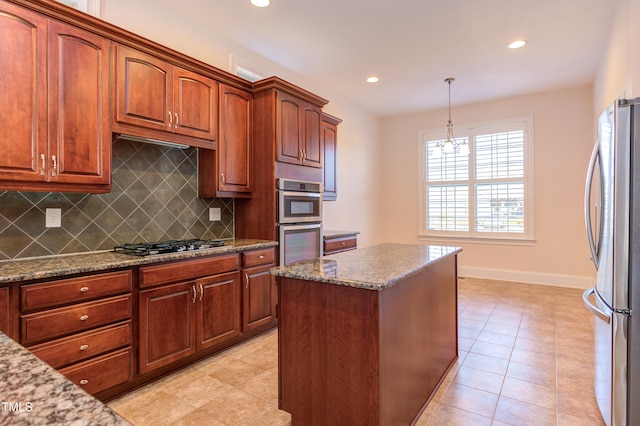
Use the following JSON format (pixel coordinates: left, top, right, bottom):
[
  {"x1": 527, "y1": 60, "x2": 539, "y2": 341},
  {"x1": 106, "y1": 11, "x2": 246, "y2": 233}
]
[{"x1": 420, "y1": 117, "x2": 533, "y2": 241}]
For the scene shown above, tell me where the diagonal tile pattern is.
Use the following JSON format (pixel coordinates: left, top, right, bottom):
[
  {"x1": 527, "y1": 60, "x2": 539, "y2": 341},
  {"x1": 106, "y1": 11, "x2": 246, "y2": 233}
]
[
  {"x1": 109, "y1": 278, "x2": 605, "y2": 426},
  {"x1": 0, "y1": 139, "x2": 233, "y2": 260}
]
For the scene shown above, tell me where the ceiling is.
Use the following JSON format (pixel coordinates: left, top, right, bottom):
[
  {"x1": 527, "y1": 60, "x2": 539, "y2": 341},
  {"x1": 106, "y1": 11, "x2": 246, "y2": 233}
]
[{"x1": 155, "y1": 0, "x2": 616, "y2": 117}]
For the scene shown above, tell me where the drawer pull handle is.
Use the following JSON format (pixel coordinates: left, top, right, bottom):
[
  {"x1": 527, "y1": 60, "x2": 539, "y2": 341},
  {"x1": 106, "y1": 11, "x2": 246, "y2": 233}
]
[
  {"x1": 79, "y1": 379, "x2": 89, "y2": 385},
  {"x1": 80, "y1": 315, "x2": 89, "y2": 321},
  {"x1": 40, "y1": 154, "x2": 45, "y2": 176},
  {"x1": 258, "y1": 255, "x2": 264, "y2": 259},
  {"x1": 341, "y1": 242, "x2": 346, "y2": 245},
  {"x1": 79, "y1": 344, "x2": 89, "y2": 351},
  {"x1": 80, "y1": 286, "x2": 89, "y2": 292}
]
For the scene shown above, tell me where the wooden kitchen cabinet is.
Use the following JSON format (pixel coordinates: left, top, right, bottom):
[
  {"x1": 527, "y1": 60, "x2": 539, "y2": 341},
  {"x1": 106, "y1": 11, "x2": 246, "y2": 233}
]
[
  {"x1": 322, "y1": 113, "x2": 342, "y2": 201},
  {"x1": 20, "y1": 269, "x2": 133, "y2": 395},
  {"x1": 198, "y1": 84, "x2": 252, "y2": 197},
  {"x1": 324, "y1": 235, "x2": 358, "y2": 255},
  {"x1": 276, "y1": 91, "x2": 323, "y2": 168},
  {"x1": 138, "y1": 255, "x2": 241, "y2": 373},
  {"x1": 242, "y1": 248, "x2": 277, "y2": 331},
  {"x1": 0, "y1": 286, "x2": 10, "y2": 336},
  {"x1": 114, "y1": 44, "x2": 218, "y2": 147},
  {"x1": 0, "y1": 2, "x2": 111, "y2": 193}
]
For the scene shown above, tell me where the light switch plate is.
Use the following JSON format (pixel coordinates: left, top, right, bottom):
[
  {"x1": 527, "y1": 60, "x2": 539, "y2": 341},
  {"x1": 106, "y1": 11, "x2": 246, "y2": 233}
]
[
  {"x1": 45, "y1": 208, "x2": 62, "y2": 228},
  {"x1": 209, "y1": 207, "x2": 221, "y2": 221}
]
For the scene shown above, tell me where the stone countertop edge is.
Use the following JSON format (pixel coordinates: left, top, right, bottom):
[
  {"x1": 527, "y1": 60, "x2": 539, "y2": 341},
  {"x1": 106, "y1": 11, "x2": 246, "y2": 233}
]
[
  {"x1": 0, "y1": 239, "x2": 278, "y2": 284},
  {"x1": 0, "y1": 332, "x2": 131, "y2": 425},
  {"x1": 322, "y1": 230, "x2": 360, "y2": 239},
  {"x1": 270, "y1": 243, "x2": 462, "y2": 291}
]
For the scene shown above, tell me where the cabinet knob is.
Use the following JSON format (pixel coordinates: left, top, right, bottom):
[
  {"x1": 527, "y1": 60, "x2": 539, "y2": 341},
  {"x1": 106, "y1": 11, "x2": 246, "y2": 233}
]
[
  {"x1": 80, "y1": 286, "x2": 89, "y2": 292},
  {"x1": 79, "y1": 344, "x2": 89, "y2": 351},
  {"x1": 258, "y1": 255, "x2": 264, "y2": 259},
  {"x1": 79, "y1": 379, "x2": 89, "y2": 385},
  {"x1": 80, "y1": 315, "x2": 89, "y2": 321},
  {"x1": 341, "y1": 242, "x2": 346, "y2": 245}
]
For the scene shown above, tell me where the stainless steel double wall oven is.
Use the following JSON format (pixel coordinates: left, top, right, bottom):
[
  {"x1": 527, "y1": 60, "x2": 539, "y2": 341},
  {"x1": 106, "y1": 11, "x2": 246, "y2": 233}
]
[{"x1": 277, "y1": 178, "x2": 322, "y2": 265}]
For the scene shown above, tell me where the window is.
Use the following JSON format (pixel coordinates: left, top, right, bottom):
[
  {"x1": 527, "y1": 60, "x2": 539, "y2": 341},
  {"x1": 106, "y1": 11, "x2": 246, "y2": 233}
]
[{"x1": 419, "y1": 116, "x2": 534, "y2": 242}]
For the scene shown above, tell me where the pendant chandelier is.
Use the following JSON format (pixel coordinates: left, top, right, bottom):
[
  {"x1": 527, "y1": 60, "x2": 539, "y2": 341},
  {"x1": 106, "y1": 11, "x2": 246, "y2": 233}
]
[{"x1": 432, "y1": 77, "x2": 469, "y2": 158}]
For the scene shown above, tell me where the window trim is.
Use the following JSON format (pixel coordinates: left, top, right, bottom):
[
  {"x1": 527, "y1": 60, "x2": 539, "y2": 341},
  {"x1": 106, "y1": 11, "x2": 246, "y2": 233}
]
[{"x1": 418, "y1": 115, "x2": 535, "y2": 243}]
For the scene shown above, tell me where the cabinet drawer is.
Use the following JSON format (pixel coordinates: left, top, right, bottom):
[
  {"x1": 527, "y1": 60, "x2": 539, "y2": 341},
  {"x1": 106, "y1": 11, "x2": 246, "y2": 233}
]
[
  {"x1": 21, "y1": 270, "x2": 132, "y2": 311},
  {"x1": 139, "y1": 254, "x2": 239, "y2": 288},
  {"x1": 21, "y1": 295, "x2": 132, "y2": 346},
  {"x1": 324, "y1": 237, "x2": 357, "y2": 254},
  {"x1": 59, "y1": 347, "x2": 132, "y2": 395},
  {"x1": 28, "y1": 321, "x2": 132, "y2": 369},
  {"x1": 242, "y1": 248, "x2": 275, "y2": 268}
]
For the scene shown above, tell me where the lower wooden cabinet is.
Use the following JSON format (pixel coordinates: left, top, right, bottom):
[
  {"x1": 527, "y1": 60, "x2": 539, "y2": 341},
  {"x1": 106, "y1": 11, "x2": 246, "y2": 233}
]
[
  {"x1": 60, "y1": 347, "x2": 132, "y2": 395},
  {"x1": 324, "y1": 235, "x2": 358, "y2": 255},
  {"x1": 0, "y1": 286, "x2": 9, "y2": 337},
  {"x1": 243, "y1": 264, "x2": 277, "y2": 331},
  {"x1": 138, "y1": 271, "x2": 241, "y2": 374}
]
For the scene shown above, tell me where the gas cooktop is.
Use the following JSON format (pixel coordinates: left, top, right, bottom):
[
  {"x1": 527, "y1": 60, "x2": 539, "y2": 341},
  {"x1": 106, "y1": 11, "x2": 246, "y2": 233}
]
[{"x1": 114, "y1": 239, "x2": 225, "y2": 256}]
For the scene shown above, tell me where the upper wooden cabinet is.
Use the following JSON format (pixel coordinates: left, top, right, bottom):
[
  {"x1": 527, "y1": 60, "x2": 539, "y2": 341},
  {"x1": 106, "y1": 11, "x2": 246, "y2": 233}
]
[
  {"x1": 322, "y1": 113, "x2": 342, "y2": 201},
  {"x1": 199, "y1": 84, "x2": 252, "y2": 197},
  {"x1": 114, "y1": 45, "x2": 218, "y2": 147},
  {"x1": 276, "y1": 91, "x2": 323, "y2": 168},
  {"x1": 0, "y1": 2, "x2": 111, "y2": 193}
]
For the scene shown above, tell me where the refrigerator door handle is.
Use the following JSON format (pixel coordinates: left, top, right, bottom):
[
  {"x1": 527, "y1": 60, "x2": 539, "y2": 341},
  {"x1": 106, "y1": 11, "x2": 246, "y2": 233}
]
[
  {"x1": 582, "y1": 288, "x2": 611, "y2": 323},
  {"x1": 584, "y1": 141, "x2": 601, "y2": 268}
]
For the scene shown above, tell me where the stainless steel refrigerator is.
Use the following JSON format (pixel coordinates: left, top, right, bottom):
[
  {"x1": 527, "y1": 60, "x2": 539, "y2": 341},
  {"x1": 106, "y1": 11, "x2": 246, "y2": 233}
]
[{"x1": 583, "y1": 98, "x2": 640, "y2": 426}]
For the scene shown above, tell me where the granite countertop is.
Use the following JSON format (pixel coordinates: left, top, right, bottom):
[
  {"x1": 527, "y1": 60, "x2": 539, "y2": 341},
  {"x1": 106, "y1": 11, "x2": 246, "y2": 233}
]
[
  {"x1": 270, "y1": 243, "x2": 461, "y2": 291},
  {"x1": 323, "y1": 230, "x2": 360, "y2": 239},
  {"x1": 0, "y1": 239, "x2": 278, "y2": 284},
  {"x1": 0, "y1": 332, "x2": 131, "y2": 425}
]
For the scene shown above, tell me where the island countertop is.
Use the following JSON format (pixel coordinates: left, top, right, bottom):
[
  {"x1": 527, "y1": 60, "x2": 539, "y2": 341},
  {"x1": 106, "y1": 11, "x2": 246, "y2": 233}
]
[{"x1": 270, "y1": 243, "x2": 461, "y2": 290}]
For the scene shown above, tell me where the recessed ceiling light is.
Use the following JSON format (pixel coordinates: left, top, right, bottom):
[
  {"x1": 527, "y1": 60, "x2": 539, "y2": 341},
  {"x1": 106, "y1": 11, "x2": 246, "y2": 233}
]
[
  {"x1": 251, "y1": 0, "x2": 270, "y2": 7},
  {"x1": 508, "y1": 40, "x2": 527, "y2": 49},
  {"x1": 366, "y1": 76, "x2": 379, "y2": 83}
]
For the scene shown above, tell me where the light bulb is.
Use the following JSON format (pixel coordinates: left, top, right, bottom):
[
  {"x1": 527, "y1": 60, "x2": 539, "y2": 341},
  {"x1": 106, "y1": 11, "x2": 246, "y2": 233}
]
[
  {"x1": 443, "y1": 140, "x2": 454, "y2": 153},
  {"x1": 459, "y1": 142, "x2": 470, "y2": 155}
]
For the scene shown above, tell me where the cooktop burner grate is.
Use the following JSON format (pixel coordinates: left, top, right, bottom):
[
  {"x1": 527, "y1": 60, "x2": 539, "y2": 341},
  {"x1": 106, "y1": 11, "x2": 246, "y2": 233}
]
[{"x1": 114, "y1": 239, "x2": 225, "y2": 256}]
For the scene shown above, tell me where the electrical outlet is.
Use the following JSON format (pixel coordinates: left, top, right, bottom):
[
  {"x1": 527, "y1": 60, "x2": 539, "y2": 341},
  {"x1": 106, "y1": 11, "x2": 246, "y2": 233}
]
[
  {"x1": 45, "y1": 208, "x2": 62, "y2": 228},
  {"x1": 209, "y1": 207, "x2": 221, "y2": 221}
]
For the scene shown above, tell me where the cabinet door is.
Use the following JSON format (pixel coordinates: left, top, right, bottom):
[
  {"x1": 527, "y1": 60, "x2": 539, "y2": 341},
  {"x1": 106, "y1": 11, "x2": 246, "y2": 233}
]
[
  {"x1": 139, "y1": 282, "x2": 196, "y2": 374},
  {"x1": 322, "y1": 119, "x2": 338, "y2": 200},
  {"x1": 243, "y1": 264, "x2": 277, "y2": 331},
  {"x1": 301, "y1": 104, "x2": 323, "y2": 168},
  {"x1": 0, "y1": 286, "x2": 9, "y2": 336},
  {"x1": 48, "y1": 20, "x2": 110, "y2": 185},
  {"x1": 277, "y1": 92, "x2": 303, "y2": 164},
  {"x1": 173, "y1": 67, "x2": 218, "y2": 140},
  {"x1": 197, "y1": 272, "x2": 241, "y2": 350},
  {"x1": 115, "y1": 45, "x2": 172, "y2": 132},
  {"x1": 0, "y1": 2, "x2": 47, "y2": 182},
  {"x1": 218, "y1": 84, "x2": 252, "y2": 194}
]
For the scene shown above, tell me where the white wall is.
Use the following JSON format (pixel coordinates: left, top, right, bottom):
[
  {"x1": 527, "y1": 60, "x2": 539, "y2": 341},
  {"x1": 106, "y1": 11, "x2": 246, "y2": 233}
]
[
  {"x1": 100, "y1": 0, "x2": 384, "y2": 249},
  {"x1": 380, "y1": 86, "x2": 596, "y2": 288}
]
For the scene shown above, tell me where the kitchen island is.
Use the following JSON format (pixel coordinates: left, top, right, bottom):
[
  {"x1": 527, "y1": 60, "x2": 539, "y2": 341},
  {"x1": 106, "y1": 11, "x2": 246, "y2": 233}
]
[{"x1": 270, "y1": 243, "x2": 461, "y2": 426}]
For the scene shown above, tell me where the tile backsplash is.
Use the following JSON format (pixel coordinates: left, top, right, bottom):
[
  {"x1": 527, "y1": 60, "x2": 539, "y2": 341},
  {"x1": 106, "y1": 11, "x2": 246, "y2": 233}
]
[{"x1": 0, "y1": 139, "x2": 233, "y2": 261}]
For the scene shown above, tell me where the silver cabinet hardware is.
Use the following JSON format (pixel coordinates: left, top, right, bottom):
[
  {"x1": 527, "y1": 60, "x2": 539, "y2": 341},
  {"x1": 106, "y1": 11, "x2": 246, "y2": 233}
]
[
  {"x1": 192, "y1": 285, "x2": 197, "y2": 303},
  {"x1": 175, "y1": 112, "x2": 179, "y2": 127},
  {"x1": 51, "y1": 155, "x2": 57, "y2": 176},
  {"x1": 80, "y1": 286, "x2": 89, "y2": 292},
  {"x1": 79, "y1": 344, "x2": 89, "y2": 351},
  {"x1": 79, "y1": 379, "x2": 89, "y2": 385},
  {"x1": 80, "y1": 315, "x2": 89, "y2": 321},
  {"x1": 168, "y1": 111, "x2": 173, "y2": 128},
  {"x1": 259, "y1": 255, "x2": 264, "y2": 259},
  {"x1": 245, "y1": 273, "x2": 249, "y2": 289},
  {"x1": 199, "y1": 283, "x2": 203, "y2": 301},
  {"x1": 40, "y1": 154, "x2": 45, "y2": 176},
  {"x1": 221, "y1": 173, "x2": 225, "y2": 186}
]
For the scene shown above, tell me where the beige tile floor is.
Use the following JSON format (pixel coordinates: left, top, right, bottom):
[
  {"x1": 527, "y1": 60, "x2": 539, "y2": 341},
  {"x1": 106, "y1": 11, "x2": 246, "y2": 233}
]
[{"x1": 108, "y1": 277, "x2": 605, "y2": 426}]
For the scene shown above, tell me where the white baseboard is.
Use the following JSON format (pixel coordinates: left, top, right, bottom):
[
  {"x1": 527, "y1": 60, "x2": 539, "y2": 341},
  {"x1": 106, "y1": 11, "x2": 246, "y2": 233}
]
[{"x1": 458, "y1": 266, "x2": 594, "y2": 289}]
